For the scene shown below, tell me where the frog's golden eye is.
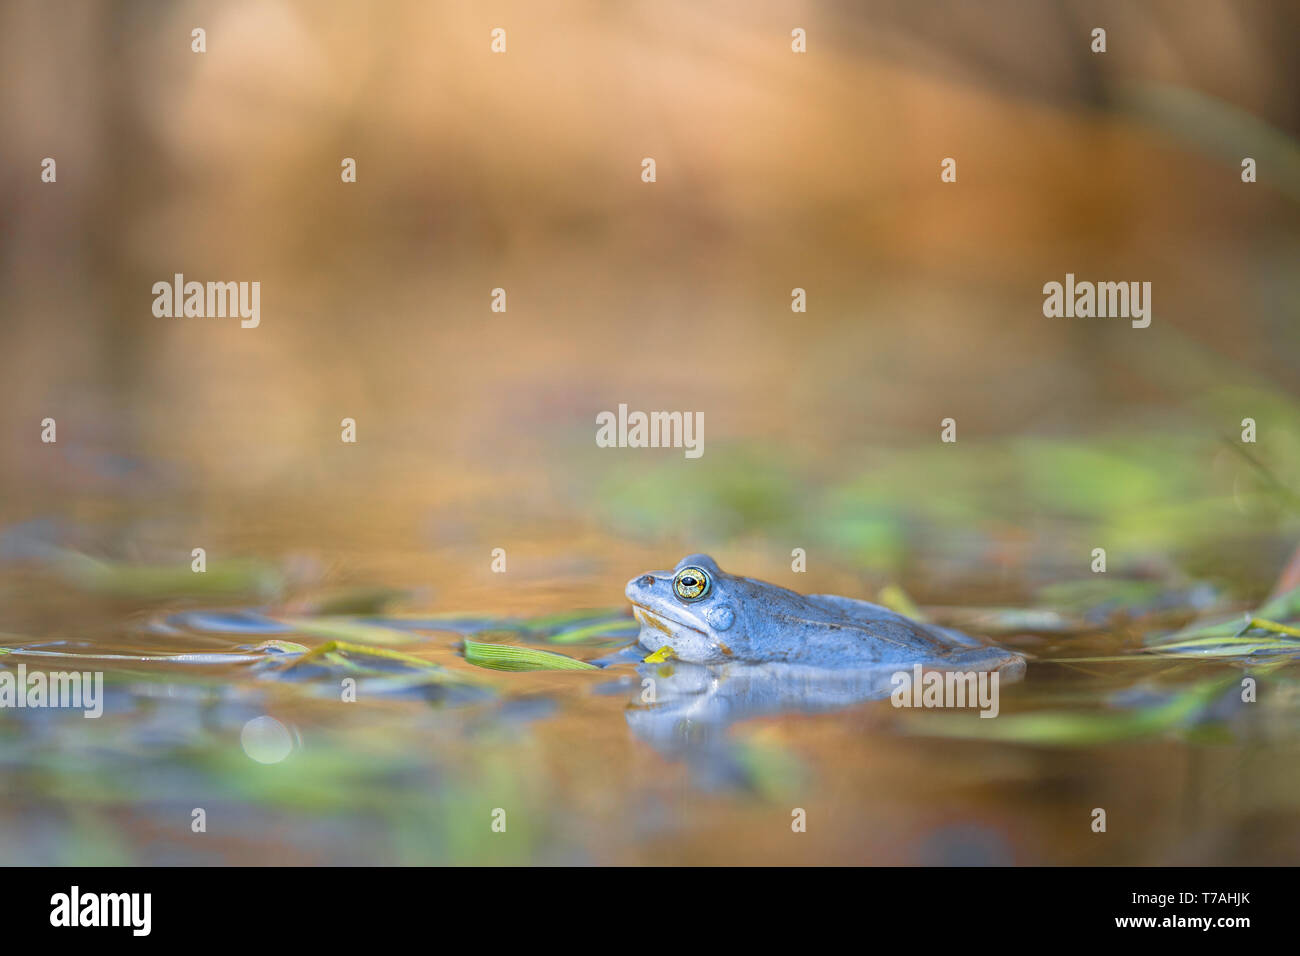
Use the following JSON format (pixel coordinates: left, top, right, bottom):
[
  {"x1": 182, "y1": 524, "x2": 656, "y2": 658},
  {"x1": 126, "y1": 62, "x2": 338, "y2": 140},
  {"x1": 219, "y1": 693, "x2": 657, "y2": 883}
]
[{"x1": 673, "y1": 566, "x2": 711, "y2": 602}]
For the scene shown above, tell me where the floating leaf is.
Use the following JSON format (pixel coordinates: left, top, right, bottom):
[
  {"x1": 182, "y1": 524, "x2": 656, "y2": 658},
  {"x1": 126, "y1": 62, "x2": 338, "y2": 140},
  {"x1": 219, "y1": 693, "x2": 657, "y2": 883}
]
[
  {"x1": 1146, "y1": 634, "x2": 1300, "y2": 658},
  {"x1": 1250, "y1": 617, "x2": 1300, "y2": 639},
  {"x1": 0, "y1": 643, "x2": 268, "y2": 664},
  {"x1": 1147, "y1": 595, "x2": 1300, "y2": 658},
  {"x1": 278, "y1": 640, "x2": 447, "y2": 677},
  {"x1": 461, "y1": 639, "x2": 598, "y2": 672}
]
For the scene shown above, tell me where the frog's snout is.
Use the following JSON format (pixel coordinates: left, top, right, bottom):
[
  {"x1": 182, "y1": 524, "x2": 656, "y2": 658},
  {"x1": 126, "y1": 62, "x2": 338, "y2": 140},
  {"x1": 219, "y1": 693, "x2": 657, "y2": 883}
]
[{"x1": 626, "y1": 574, "x2": 656, "y2": 602}]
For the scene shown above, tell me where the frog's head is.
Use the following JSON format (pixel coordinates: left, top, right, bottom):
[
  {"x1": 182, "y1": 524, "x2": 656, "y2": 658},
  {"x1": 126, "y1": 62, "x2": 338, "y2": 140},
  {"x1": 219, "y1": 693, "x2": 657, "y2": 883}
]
[{"x1": 625, "y1": 553, "x2": 745, "y2": 664}]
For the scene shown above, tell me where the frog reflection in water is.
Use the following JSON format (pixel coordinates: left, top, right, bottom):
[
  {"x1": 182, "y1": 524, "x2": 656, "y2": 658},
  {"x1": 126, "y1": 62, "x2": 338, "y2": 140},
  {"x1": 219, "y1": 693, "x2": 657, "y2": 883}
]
[{"x1": 622, "y1": 554, "x2": 1025, "y2": 776}]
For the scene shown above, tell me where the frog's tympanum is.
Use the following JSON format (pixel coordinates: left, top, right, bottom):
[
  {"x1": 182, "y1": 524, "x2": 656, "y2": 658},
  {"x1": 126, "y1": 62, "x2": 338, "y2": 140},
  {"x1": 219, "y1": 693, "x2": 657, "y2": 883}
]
[{"x1": 626, "y1": 553, "x2": 1024, "y2": 674}]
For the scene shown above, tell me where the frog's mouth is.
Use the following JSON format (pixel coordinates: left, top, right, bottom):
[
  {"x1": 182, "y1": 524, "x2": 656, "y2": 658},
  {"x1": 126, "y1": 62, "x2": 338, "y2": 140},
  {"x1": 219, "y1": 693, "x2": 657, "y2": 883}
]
[
  {"x1": 630, "y1": 604, "x2": 707, "y2": 638},
  {"x1": 631, "y1": 604, "x2": 732, "y2": 664}
]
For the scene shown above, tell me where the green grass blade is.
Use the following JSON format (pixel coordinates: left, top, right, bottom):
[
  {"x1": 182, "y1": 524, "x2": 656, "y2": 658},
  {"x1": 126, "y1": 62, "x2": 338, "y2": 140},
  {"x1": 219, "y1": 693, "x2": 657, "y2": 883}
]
[{"x1": 462, "y1": 639, "x2": 598, "y2": 672}]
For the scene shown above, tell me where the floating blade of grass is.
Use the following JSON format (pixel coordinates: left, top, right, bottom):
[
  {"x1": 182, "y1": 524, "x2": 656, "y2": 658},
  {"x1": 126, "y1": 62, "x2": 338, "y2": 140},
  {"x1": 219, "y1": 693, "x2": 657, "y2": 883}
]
[
  {"x1": 268, "y1": 641, "x2": 490, "y2": 705},
  {"x1": 1147, "y1": 601, "x2": 1300, "y2": 657},
  {"x1": 461, "y1": 639, "x2": 597, "y2": 672},
  {"x1": 1250, "y1": 618, "x2": 1300, "y2": 638},
  {"x1": 278, "y1": 640, "x2": 451, "y2": 677},
  {"x1": 1147, "y1": 634, "x2": 1300, "y2": 657},
  {"x1": 0, "y1": 644, "x2": 270, "y2": 664}
]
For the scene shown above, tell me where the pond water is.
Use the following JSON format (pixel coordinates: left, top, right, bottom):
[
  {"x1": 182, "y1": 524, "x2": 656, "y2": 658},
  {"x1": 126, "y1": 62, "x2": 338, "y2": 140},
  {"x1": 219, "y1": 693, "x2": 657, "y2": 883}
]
[{"x1": 3, "y1": 518, "x2": 1298, "y2": 866}]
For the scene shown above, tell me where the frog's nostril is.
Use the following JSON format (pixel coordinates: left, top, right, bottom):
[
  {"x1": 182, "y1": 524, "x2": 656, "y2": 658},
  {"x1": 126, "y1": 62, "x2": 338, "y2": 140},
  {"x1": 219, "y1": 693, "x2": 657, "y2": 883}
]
[{"x1": 638, "y1": 575, "x2": 655, "y2": 587}]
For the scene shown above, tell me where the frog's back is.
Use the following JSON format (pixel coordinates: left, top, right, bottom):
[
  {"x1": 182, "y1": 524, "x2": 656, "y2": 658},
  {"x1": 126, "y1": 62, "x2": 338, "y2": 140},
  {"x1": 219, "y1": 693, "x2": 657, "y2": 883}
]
[
  {"x1": 805, "y1": 593, "x2": 983, "y2": 648},
  {"x1": 743, "y1": 585, "x2": 1000, "y2": 667}
]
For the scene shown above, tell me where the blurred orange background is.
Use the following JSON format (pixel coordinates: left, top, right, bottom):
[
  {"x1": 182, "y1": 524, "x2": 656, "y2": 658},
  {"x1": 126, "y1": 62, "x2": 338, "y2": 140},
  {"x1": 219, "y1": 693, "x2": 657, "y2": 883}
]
[{"x1": 1, "y1": 0, "x2": 1296, "y2": 598}]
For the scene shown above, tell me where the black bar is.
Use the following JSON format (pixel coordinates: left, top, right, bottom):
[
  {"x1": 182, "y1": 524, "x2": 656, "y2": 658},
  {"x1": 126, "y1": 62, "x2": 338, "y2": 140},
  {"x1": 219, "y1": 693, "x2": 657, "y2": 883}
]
[{"x1": 2, "y1": 866, "x2": 1276, "y2": 942}]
